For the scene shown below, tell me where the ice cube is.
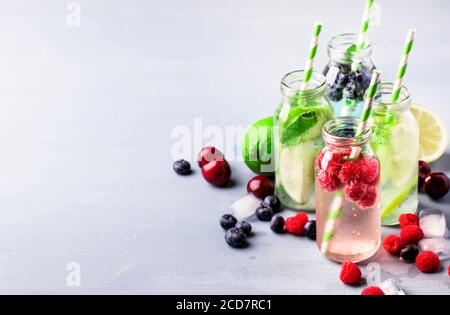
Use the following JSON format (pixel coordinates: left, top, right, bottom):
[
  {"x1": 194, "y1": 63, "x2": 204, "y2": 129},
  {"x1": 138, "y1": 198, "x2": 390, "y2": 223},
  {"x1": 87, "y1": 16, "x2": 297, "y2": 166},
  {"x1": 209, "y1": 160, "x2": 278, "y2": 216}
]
[
  {"x1": 419, "y1": 209, "x2": 447, "y2": 238},
  {"x1": 229, "y1": 193, "x2": 261, "y2": 220},
  {"x1": 418, "y1": 238, "x2": 450, "y2": 259},
  {"x1": 378, "y1": 278, "x2": 405, "y2": 295}
]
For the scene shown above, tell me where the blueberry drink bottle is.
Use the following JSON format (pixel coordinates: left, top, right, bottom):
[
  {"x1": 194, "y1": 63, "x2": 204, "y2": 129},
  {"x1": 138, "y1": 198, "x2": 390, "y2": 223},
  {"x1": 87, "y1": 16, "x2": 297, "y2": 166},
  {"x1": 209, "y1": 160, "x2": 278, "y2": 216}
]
[
  {"x1": 323, "y1": 33, "x2": 376, "y2": 116},
  {"x1": 315, "y1": 117, "x2": 381, "y2": 262},
  {"x1": 274, "y1": 70, "x2": 334, "y2": 210},
  {"x1": 370, "y1": 84, "x2": 419, "y2": 225}
]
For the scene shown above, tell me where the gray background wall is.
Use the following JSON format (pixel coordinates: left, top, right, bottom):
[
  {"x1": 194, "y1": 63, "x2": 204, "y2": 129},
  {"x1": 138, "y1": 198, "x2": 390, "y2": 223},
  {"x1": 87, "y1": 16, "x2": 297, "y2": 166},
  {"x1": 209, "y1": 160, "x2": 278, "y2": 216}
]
[{"x1": 0, "y1": 0, "x2": 448, "y2": 294}]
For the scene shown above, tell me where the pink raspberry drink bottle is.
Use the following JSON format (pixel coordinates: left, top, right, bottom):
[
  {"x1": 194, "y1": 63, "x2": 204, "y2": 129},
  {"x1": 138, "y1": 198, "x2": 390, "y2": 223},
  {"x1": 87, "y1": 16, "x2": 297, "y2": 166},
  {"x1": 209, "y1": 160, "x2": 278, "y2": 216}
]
[{"x1": 315, "y1": 117, "x2": 381, "y2": 263}]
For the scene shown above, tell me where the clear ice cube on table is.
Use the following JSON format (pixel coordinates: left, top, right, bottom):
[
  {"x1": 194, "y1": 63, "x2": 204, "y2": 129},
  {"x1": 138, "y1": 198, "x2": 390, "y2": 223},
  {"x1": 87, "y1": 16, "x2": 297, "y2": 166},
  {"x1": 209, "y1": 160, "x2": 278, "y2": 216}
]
[
  {"x1": 418, "y1": 238, "x2": 450, "y2": 259},
  {"x1": 229, "y1": 193, "x2": 261, "y2": 220},
  {"x1": 379, "y1": 278, "x2": 405, "y2": 295},
  {"x1": 419, "y1": 209, "x2": 447, "y2": 238}
]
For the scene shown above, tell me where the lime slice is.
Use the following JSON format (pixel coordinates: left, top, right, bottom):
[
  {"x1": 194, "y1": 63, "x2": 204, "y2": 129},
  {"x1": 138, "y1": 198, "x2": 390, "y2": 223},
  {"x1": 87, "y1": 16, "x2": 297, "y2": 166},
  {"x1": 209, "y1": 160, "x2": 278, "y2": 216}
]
[
  {"x1": 380, "y1": 177, "x2": 417, "y2": 219},
  {"x1": 411, "y1": 104, "x2": 448, "y2": 163},
  {"x1": 279, "y1": 142, "x2": 317, "y2": 204}
]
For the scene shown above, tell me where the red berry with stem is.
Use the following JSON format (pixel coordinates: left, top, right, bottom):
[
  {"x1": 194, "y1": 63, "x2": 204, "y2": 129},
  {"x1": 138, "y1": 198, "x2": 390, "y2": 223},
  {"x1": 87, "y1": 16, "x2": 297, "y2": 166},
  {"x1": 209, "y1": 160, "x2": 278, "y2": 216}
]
[
  {"x1": 424, "y1": 172, "x2": 450, "y2": 199},
  {"x1": 201, "y1": 160, "x2": 231, "y2": 187},
  {"x1": 418, "y1": 160, "x2": 431, "y2": 190},
  {"x1": 247, "y1": 175, "x2": 274, "y2": 199},
  {"x1": 197, "y1": 146, "x2": 224, "y2": 168}
]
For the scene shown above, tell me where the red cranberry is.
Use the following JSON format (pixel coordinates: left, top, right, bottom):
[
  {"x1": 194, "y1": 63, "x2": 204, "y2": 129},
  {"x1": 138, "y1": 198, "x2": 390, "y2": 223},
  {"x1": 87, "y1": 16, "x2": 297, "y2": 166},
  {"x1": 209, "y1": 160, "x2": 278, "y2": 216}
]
[
  {"x1": 247, "y1": 175, "x2": 274, "y2": 199},
  {"x1": 201, "y1": 160, "x2": 231, "y2": 187},
  {"x1": 424, "y1": 172, "x2": 450, "y2": 199},
  {"x1": 418, "y1": 160, "x2": 432, "y2": 190},
  {"x1": 197, "y1": 147, "x2": 224, "y2": 168}
]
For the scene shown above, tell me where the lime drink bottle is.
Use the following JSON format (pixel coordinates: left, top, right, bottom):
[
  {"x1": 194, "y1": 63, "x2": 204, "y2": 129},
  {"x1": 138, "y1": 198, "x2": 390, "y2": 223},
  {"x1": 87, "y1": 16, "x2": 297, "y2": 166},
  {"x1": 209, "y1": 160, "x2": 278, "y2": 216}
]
[
  {"x1": 274, "y1": 70, "x2": 334, "y2": 210},
  {"x1": 370, "y1": 84, "x2": 419, "y2": 225}
]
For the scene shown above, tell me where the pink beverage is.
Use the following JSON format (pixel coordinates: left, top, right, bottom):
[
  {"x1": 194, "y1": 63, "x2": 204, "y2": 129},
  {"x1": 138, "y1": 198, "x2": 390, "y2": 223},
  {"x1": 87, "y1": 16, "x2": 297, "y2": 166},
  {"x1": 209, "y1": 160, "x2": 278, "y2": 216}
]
[{"x1": 315, "y1": 117, "x2": 381, "y2": 263}]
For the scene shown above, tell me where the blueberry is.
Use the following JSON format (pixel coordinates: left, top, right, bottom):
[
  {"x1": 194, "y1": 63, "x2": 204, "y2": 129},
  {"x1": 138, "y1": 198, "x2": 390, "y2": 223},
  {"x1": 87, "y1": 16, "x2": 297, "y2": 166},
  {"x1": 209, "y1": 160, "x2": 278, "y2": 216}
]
[
  {"x1": 347, "y1": 72, "x2": 356, "y2": 84},
  {"x1": 400, "y1": 244, "x2": 420, "y2": 263},
  {"x1": 343, "y1": 83, "x2": 357, "y2": 100},
  {"x1": 256, "y1": 206, "x2": 273, "y2": 221},
  {"x1": 338, "y1": 63, "x2": 351, "y2": 74},
  {"x1": 220, "y1": 214, "x2": 237, "y2": 230},
  {"x1": 225, "y1": 227, "x2": 247, "y2": 248},
  {"x1": 262, "y1": 195, "x2": 281, "y2": 213},
  {"x1": 328, "y1": 87, "x2": 343, "y2": 102},
  {"x1": 355, "y1": 72, "x2": 365, "y2": 84},
  {"x1": 235, "y1": 221, "x2": 252, "y2": 236},
  {"x1": 173, "y1": 159, "x2": 191, "y2": 175},
  {"x1": 304, "y1": 220, "x2": 316, "y2": 240},
  {"x1": 336, "y1": 72, "x2": 349, "y2": 88},
  {"x1": 270, "y1": 215, "x2": 285, "y2": 233}
]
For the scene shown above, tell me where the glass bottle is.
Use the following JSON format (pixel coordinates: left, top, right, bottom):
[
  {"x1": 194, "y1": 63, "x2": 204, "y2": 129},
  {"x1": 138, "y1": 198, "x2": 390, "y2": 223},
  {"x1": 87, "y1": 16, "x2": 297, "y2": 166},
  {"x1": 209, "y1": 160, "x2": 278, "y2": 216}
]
[
  {"x1": 370, "y1": 83, "x2": 419, "y2": 225},
  {"x1": 323, "y1": 33, "x2": 376, "y2": 116},
  {"x1": 316, "y1": 116, "x2": 381, "y2": 262},
  {"x1": 274, "y1": 70, "x2": 334, "y2": 210}
]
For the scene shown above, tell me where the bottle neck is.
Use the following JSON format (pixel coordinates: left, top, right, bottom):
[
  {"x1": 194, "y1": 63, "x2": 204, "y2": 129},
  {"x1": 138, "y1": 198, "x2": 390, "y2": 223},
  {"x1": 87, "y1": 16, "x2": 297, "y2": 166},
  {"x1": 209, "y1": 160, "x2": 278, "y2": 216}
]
[
  {"x1": 322, "y1": 116, "x2": 372, "y2": 149},
  {"x1": 373, "y1": 83, "x2": 412, "y2": 114},
  {"x1": 327, "y1": 33, "x2": 373, "y2": 65},
  {"x1": 280, "y1": 70, "x2": 328, "y2": 101}
]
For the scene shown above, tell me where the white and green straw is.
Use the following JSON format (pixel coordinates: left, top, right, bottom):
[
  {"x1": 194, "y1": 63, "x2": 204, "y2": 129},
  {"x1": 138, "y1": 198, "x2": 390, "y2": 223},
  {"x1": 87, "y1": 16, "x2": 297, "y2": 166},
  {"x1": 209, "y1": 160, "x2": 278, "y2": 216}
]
[
  {"x1": 341, "y1": 0, "x2": 375, "y2": 115},
  {"x1": 349, "y1": 0, "x2": 375, "y2": 72},
  {"x1": 320, "y1": 191, "x2": 343, "y2": 254},
  {"x1": 320, "y1": 70, "x2": 382, "y2": 255},
  {"x1": 391, "y1": 28, "x2": 416, "y2": 102},
  {"x1": 301, "y1": 21, "x2": 323, "y2": 90},
  {"x1": 349, "y1": 69, "x2": 381, "y2": 158},
  {"x1": 355, "y1": 0, "x2": 375, "y2": 51}
]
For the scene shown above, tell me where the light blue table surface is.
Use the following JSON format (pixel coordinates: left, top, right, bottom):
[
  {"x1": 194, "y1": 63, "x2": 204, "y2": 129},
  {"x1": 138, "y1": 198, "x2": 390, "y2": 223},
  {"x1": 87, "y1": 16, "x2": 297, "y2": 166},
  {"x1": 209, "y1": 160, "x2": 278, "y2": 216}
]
[{"x1": 0, "y1": 0, "x2": 448, "y2": 294}]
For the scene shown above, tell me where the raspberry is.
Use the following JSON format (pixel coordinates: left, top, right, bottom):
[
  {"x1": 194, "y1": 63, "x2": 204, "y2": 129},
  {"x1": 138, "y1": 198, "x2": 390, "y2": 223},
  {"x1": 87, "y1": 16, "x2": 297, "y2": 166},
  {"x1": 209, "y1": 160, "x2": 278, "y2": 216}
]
[
  {"x1": 382, "y1": 235, "x2": 403, "y2": 255},
  {"x1": 294, "y1": 212, "x2": 309, "y2": 223},
  {"x1": 400, "y1": 225, "x2": 424, "y2": 245},
  {"x1": 358, "y1": 185, "x2": 378, "y2": 209},
  {"x1": 361, "y1": 286, "x2": 385, "y2": 295},
  {"x1": 357, "y1": 158, "x2": 380, "y2": 185},
  {"x1": 320, "y1": 150, "x2": 349, "y2": 176},
  {"x1": 285, "y1": 214, "x2": 308, "y2": 235},
  {"x1": 339, "y1": 261, "x2": 362, "y2": 285},
  {"x1": 317, "y1": 170, "x2": 340, "y2": 192},
  {"x1": 343, "y1": 182, "x2": 366, "y2": 203},
  {"x1": 415, "y1": 251, "x2": 440, "y2": 273},
  {"x1": 399, "y1": 213, "x2": 419, "y2": 228},
  {"x1": 338, "y1": 161, "x2": 361, "y2": 185}
]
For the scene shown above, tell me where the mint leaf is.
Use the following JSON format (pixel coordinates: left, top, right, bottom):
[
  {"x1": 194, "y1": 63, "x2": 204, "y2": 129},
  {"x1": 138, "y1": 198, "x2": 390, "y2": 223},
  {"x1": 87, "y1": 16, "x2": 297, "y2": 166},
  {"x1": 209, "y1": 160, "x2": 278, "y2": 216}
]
[{"x1": 280, "y1": 109, "x2": 318, "y2": 146}]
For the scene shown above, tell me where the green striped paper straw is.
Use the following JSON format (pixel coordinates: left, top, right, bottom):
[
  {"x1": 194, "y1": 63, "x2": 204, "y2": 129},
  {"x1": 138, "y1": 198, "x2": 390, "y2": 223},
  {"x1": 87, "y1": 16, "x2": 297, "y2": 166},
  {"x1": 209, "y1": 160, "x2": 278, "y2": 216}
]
[
  {"x1": 356, "y1": 0, "x2": 375, "y2": 51},
  {"x1": 301, "y1": 21, "x2": 323, "y2": 90},
  {"x1": 391, "y1": 29, "x2": 416, "y2": 102},
  {"x1": 341, "y1": 0, "x2": 375, "y2": 115},
  {"x1": 350, "y1": 69, "x2": 381, "y2": 158},
  {"x1": 320, "y1": 70, "x2": 382, "y2": 255},
  {"x1": 350, "y1": 0, "x2": 375, "y2": 72},
  {"x1": 320, "y1": 191, "x2": 343, "y2": 254}
]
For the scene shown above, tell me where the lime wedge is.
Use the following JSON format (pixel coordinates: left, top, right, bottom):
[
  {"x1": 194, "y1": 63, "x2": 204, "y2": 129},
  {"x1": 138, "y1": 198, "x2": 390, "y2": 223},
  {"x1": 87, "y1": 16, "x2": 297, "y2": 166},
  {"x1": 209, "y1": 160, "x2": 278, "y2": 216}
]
[{"x1": 279, "y1": 142, "x2": 317, "y2": 204}]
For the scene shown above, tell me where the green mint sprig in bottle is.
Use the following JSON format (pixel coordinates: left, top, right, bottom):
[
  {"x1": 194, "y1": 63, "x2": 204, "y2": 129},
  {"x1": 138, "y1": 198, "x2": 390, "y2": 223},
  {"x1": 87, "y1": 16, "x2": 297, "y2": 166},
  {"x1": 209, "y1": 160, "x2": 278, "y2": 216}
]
[{"x1": 274, "y1": 22, "x2": 334, "y2": 210}]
